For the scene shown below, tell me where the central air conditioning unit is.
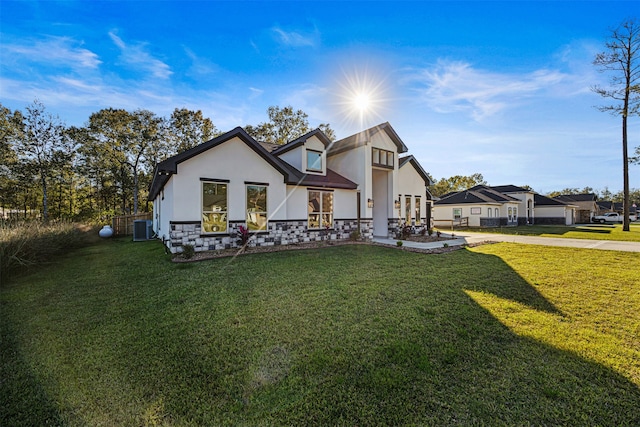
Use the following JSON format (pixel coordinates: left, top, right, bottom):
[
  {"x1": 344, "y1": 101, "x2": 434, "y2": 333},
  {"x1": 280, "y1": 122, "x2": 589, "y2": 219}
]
[{"x1": 133, "y1": 219, "x2": 153, "y2": 241}]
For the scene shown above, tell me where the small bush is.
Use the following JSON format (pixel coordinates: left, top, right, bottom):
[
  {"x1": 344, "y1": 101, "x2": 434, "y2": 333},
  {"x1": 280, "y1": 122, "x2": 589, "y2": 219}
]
[
  {"x1": 428, "y1": 228, "x2": 434, "y2": 236},
  {"x1": 396, "y1": 240, "x2": 403, "y2": 247},
  {"x1": 182, "y1": 244, "x2": 195, "y2": 259},
  {"x1": 443, "y1": 243, "x2": 449, "y2": 248},
  {"x1": 350, "y1": 230, "x2": 361, "y2": 241}
]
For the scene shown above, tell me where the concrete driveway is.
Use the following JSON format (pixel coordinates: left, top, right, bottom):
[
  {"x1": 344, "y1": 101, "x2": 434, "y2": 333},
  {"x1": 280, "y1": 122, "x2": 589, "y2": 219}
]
[{"x1": 373, "y1": 231, "x2": 640, "y2": 253}]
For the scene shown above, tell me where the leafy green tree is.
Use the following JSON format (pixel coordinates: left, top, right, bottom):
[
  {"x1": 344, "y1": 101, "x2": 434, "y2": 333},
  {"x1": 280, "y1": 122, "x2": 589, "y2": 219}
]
[
  {"x1": 86, "y1": 108, "x2": 163, "y2": 214},
  {"x1": 0, "y1": 103, "x2": 23, "y2": 216},
  {"x1": 245, "y1": 105, "x2": 336, "y2": 144},
  {"x1": 592, "y1": 18, "x2": 640, "y2": 231},
  {"x1": 12, "y1": 100, "x2": 71, "y2": 221},
  {"x1": 167, "y1": 108, "x2": 217, "y2": 153},
  {"x1": 430, "y1": 173, "x2": 487, "y2": 198}
]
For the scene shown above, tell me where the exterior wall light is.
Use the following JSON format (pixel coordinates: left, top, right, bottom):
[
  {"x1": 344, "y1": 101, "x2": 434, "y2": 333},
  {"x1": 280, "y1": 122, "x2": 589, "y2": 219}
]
[{"x1": 367, "y1": 198, "x2": 374, "y2": 208}]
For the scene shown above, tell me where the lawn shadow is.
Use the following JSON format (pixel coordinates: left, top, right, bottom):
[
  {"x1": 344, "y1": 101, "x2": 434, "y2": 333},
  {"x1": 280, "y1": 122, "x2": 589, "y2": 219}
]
[{"x1": 0, "y1": 311, "x2": 64, "y2": 426}]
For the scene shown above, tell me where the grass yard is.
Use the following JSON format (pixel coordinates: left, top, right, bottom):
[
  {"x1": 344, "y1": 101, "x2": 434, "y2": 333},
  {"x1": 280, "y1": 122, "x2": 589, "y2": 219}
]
[
  {"x1": 1, "y1": 239, "x2": 639, "y2": 426},
  {"x1": 461, "y1": 223, "x2": 640, "y2": 242}
]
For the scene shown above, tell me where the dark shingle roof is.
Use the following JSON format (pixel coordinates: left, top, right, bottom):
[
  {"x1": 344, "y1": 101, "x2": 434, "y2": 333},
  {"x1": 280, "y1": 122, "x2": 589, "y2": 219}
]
[
  {"x1": 434, "y1": 185, "x2": 519, "y2": 205},
  {"x1": 271, "y1": 128, "x2": 333, "y2": 155},
  {"x1": 148, "y1": 127, "x2": 357, "y2": 200},
  {"x1": 491, "y1": 185, "x2": 533, "y2": 193},
  {"x1": 534, "y1": 193, "x2": 568, "y2": 206},
  {"x1": 555, "y1": 193, "x2": 597, "y2": 202}
]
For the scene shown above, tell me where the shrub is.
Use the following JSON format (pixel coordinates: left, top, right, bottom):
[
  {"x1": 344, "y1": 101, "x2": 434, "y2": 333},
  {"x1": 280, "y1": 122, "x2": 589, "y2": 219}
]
[
  {"x1": 396, "y1": 240, "x2": 403, "y2": 247},
  {"x1": 236, "y1": 225, "x2": 250, "y2": 247},
  {"x1": 350, "y1": 230, "x2": 361, "y2": 241},
  {"x1": 443, "y1": 243, "x2": 449, "y2": 248},
  {"x1": 181, "y1": 244, "x2": 195, "y2": 259},
  {"x1": 0, "y1": 220, "x2": 93, "y2": 284},
  {"x1": 428, "y1": 228, "x2": 434, "y2": 236}
]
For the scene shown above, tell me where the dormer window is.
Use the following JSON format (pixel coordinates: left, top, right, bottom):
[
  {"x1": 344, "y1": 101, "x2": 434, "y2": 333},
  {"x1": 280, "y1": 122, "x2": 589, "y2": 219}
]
[{"x1": 306, "y1": 149, "x2": 323, "y2": 172}]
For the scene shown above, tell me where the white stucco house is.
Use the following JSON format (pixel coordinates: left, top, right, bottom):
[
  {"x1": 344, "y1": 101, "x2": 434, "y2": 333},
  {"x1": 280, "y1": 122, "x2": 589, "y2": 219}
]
[
  {"x1": 533, "y1": 193, "x2": 577, "y2": 225},
  {"x1": 433, "y1": 185, "x2": 578, "y2": 227},
  {"x1": 148, "y1": 123, "x2": 433, "y2": 253},
  {"x1": 433, "y1": 185, "x2": 521, "y2": 228}
]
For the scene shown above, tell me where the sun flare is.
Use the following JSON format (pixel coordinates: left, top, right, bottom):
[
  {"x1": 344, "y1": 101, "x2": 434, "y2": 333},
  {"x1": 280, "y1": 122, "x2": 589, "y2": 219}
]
[{"x1": 329, "y1": 62, "x2": 392, "y2": 128}]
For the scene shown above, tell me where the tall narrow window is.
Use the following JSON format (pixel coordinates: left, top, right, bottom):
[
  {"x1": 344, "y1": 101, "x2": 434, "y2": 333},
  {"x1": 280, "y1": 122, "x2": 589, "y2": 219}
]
[
  {"x1": 453, "y1": 208, "x2": 462, "y2": 220},
  {"x1": 405, "y1": 196, "x2": 412, "y2": 223},
  {"x1": 246, "y1": 185, "x2": 267, "y2": 231},
  {"x1": 202, "y1": 182, "x2": 228, "y2": 233},
  {"x1": 308, "y1": 190, "x2": 333, "y2": 228},
  {"x1": 508, "y1": 207, "x2": 513, "y2": 221},
  {"x1": 415, "y1": 196, "x2": 421, "y2": 225},
  {"x1": 306, "y1": 150, "x2": 322, "y2": 172},
  {"x1": 495, "y1": 208, "x2": 499, "y2": 217}
]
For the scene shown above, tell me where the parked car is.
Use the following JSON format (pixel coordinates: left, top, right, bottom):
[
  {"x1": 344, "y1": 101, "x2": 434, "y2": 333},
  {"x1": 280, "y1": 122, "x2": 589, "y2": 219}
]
[{"x1": 592, "y1": 212, "x2": 637, "y2": 223}]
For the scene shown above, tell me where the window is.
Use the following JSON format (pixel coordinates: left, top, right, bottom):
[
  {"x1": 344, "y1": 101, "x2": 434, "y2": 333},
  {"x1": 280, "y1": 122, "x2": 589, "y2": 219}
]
[
  {"x1": 488, "y1": 208, "x2": 492, "y2": 218},
  {"x1": 495, "y1": 208, "x2": 499, "y2": 217},
  {"x1": 415, "y1": 196, "x2": 421, "y2": 225},
  {"x1": 308, "y1": 190, "x2": 333, "y2": 229},
  {"x1": 372, "y1": 147, "x2": 394, "y2": 168},
  {"x1": 453, "y1": 208, "x2": 462, "y2": 220},
  {"x1": 246, "y1": 185, "x2": 267, "y2": 231},
  {"x1": 508, "y1": 207, "x2": 513, "y2": 221},
  {"x1": 202, "y1": 182, "x2": 228, "y2": 233},
  {"x1": 513, "y1": 207, "x2": 517, "y2": 220},
  {"x1": 306, "y1": 150, "x2": 322, "y2": 172},
  {"x1": 471, "y1": 207, "x2": 481, "y2": 215},
  {"x1": 405, "y1": 196, "x2": 412, "y2": 223}
]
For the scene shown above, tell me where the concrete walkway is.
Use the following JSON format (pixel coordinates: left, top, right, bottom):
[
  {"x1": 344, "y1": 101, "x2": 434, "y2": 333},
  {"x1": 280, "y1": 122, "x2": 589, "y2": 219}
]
[{"x1": 373, "y1": 231, "x2": 640, "y2": 253}]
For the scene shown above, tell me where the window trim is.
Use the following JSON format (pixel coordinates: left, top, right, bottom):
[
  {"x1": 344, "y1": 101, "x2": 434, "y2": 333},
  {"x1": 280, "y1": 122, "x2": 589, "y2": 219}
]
[
  {"x1": 372, "y1": 147, "x2": 394, "y2": 169},
  {"x1": 201, "y1": 181, "x2": 228, "y2": 234},
  {"x1": 308, "y1": 189, "x2": 334, "y2": 229},
  {"x1": 306, "y1": 149, "x2": 323, "y2": 172},
  {"x1": 246, "y1": 184, "x2": 268, "y2": 231}
]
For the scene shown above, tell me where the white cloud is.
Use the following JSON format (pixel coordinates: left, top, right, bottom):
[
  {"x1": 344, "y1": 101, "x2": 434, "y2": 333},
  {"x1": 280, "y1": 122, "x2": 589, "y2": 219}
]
[
  {"x1": 408, "y1": 60, "x2": 569, "y2": 121},
  {"x1": 1, "y1": 35, "x2": 101, "y2": 70},
  {"x1": 272, "y1": 26, "x2": 319, "y2": 48},
  {"x1": 108, "y1": 31, "x2": 172, "y2": 79}
]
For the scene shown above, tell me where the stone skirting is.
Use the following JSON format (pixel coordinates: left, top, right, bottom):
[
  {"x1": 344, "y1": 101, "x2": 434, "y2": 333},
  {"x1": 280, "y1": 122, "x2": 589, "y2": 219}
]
[
  {"x1": 533, "y1": 217, "x2": 566, "y2": 225},
  {"x1": 388, "y1": 218, "x2": 430, "y2": 238},
  {"x1": 167, "y1": 219, "x2": 373, "y2": 254}
]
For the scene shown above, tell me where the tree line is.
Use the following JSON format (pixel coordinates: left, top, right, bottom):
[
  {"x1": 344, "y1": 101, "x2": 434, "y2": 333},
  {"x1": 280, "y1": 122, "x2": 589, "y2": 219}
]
[{"x1": 0, "y1": 102, "x2": 328, "y2": 222}]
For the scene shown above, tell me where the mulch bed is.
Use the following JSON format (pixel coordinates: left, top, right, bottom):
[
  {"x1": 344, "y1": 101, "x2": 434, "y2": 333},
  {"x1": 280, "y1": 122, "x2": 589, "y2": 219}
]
[{"x1": 172, "y1": 238, "x2": 495, "y2": 263}]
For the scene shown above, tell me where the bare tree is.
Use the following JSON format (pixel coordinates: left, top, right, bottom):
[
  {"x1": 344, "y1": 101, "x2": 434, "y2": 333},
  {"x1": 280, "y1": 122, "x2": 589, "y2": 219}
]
[{"x1": 592, "y1": 18, "x2": 640, "y2": 232}]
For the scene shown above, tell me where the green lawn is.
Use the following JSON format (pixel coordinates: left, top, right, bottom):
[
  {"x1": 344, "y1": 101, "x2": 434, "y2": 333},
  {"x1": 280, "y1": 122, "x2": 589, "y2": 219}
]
[
  {"x1": 458, "y1": 223, "x2": 640, "y2": 242},
  {"x1": 2, "y1": 239, "x2": 639, "y2": 426}
]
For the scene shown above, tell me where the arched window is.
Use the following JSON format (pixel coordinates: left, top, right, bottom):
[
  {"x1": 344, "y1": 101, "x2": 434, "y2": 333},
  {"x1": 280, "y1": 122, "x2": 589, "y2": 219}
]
[{"x1": 495, "y1": 208, "x2": 499, "y2": 217}]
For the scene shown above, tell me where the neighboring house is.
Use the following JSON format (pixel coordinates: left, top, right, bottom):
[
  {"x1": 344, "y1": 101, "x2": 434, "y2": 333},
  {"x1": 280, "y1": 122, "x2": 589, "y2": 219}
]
[
  {"x1": 433, "y1": 185, "x2": 579, "y2": 227},
  {"x1": 533, "y1": 194, "x2": 577, "y2": 225},
  {"x1": 490, "y1": 185, "x2": 535, "y2": 225},
  {"x1": 433, "y1": 185, "x2": 520, "y2": 227},
  {"x1": 597, "y1": 201, "x2": 638, "y2": 217},
  {"x1": 148, "y1": 123, "x2": 433, "y2": 253},
  {"x1": 553, "y1": 193, "x2": 598, "y2": 223}
]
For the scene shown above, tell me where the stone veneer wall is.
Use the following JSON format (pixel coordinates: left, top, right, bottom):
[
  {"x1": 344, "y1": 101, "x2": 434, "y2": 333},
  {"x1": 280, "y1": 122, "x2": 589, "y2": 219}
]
[
  {"x1": 388, "y1": 218, "x2": 429, "y2": 238},
  {"x1": 168, "y1": 219, "x2": 373, "y2": 254},
  {"x1": 534, "y1": 217, "x2": 566, "y2": 225}
]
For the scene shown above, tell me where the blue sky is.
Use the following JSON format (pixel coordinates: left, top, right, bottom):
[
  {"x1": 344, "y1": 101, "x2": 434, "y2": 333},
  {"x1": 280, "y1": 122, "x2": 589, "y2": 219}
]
[{"x1": 1, "y1": 1, "x2": 639, "y2": 194}]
